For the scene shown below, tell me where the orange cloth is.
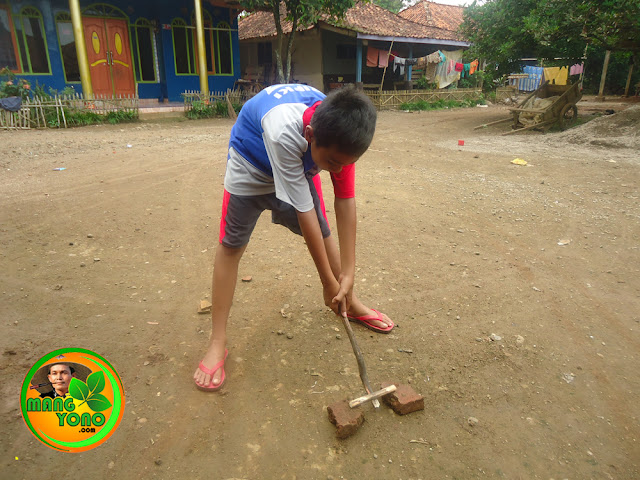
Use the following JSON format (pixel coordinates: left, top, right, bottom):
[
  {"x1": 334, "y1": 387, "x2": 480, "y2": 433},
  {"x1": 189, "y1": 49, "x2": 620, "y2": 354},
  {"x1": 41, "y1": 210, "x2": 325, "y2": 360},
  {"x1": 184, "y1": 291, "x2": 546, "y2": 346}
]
[
  {"x1": 366, "y1": 47, "x2": 379, "y2": 67},
  {"x1": 469, "y1": 59, "x2": 479, "y2": 75}
]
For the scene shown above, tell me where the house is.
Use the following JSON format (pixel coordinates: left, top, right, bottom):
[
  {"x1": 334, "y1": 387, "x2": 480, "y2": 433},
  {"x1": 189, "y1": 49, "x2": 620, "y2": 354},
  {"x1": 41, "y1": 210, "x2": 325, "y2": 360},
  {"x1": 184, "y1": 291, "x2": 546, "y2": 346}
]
[
  {"x1": 0, "y1": 0, "x2": 243, "y2": 102},
  {"x1": 238, "y1": 1, "x2": 469, "y2": 92}
]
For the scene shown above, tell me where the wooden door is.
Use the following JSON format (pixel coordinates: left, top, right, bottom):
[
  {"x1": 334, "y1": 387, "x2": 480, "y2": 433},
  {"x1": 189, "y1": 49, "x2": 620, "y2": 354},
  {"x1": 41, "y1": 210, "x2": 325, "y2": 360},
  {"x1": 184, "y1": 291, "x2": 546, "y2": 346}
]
[
  {"x1": 105, "y1": 19, "x2": 135, "y2": 96},
  {"x1": 83, "y1": 17, "x2": 111, "y2": 96}
]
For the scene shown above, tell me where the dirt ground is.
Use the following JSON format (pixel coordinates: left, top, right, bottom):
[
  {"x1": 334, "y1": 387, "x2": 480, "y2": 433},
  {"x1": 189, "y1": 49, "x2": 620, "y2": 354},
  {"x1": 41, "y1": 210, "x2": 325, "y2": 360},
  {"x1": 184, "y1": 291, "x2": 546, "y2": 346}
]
[{"x1": 1, "y1": 98, "x2": 639, "y2": 480}]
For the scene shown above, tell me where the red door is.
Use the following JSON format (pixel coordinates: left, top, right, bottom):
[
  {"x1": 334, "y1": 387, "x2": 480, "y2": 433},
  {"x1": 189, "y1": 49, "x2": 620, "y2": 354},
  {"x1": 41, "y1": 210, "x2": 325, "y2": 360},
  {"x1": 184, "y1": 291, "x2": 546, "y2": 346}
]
[
  {"x1": 105, "y1": 19, "x2": 135, "y2": 96},
  {"x1": 82, "y1": 17, "x2": 135, "y2": 97},
  {"x1": 83, "y1": 17, "x2": 111, "y2": 96}
]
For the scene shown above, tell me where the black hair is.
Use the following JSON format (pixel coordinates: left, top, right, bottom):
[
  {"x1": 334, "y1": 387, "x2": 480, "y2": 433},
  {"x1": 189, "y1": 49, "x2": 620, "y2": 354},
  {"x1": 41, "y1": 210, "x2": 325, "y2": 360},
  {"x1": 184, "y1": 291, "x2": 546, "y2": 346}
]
[{"x1": 310, "y1": 86, "x2": 377, "y2": 157}]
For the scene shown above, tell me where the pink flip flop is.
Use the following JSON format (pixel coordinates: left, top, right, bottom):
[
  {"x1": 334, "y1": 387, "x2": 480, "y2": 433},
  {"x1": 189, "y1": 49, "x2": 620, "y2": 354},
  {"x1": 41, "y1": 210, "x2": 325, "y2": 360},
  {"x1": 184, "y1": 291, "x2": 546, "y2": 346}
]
[
  {"x1": 347, "y1": 309, "x2": 394, "y2": 334},
  {"x1": 195, "y1": 349, "x2": 228, "y2": 391}
]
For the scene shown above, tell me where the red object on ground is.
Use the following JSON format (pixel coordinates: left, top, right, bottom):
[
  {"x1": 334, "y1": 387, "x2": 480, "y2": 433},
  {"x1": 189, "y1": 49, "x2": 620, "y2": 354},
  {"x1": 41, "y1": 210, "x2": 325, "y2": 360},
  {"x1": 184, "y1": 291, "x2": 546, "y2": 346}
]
[
  {"x1": 458, "y1": 140, "x2": 465, "y2": 146},
  {"x1": 327, "y1": 400, "x2": 364, "y2": 438},
  {"x1": 381, "y1": 382, "x2": 424, "y2": 415}
]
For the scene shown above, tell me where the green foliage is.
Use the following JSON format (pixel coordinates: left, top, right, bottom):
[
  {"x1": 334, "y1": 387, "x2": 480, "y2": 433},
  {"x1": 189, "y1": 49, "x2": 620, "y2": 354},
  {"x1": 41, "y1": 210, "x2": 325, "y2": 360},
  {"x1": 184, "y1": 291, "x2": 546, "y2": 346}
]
[
  {"x1": 399, "y1": 97, "x2": 484, "y2": 112},
  {"x1": 461, "y1": 0, "x2": 640, "y2": 93},
  {"x1": 414, "y1": 76, "x2": 437, "y2": 90},
  {"x1": 371, "y1": 0, "x2": 403, "y2": 13},
  {"x1": 527, "y1": 0, "x2": 640, "y2": 52},
  {"x1": 0, "y1": 67, "x2": 32, "y2": 99},
  {"x1": 186, "y1": 100, "x2": 242, "y2": 120},
  {"x1": 69, "y1": 372, "x2": 112, "y2": 412}
]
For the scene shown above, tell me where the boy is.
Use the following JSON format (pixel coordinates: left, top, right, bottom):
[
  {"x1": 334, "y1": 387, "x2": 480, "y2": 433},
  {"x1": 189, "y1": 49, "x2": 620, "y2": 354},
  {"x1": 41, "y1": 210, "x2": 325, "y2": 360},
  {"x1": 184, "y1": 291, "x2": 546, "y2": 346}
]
[{"x1": 194, "y1": 84, "x2": 394, "y2": 391}]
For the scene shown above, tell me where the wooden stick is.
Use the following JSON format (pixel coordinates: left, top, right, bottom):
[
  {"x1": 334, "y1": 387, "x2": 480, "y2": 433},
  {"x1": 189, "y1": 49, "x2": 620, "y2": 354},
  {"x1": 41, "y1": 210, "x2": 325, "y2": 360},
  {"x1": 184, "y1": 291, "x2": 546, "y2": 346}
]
[
  {"x1": 341, "y1": 315, "x2": 380, "y2": 409},
  {"x1": 349, "y1": 384, "x2": 396, "y2": 408},
  {"x1": 501, "y1": 119, "x2": 555, "y2": 136},
  {"x1": 473, "y1": 117, "x2": 511, "y2": 130}
]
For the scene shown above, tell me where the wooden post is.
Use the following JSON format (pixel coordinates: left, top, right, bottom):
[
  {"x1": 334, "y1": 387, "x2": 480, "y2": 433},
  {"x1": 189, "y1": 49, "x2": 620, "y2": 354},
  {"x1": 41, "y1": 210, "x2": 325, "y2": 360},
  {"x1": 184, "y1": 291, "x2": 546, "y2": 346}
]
[
  {"x1": 596, "y1": 50, "x2": 611, "y2": 102},
  {"x1": 623, "y1": 62, "x2": 634, "y2": 97}
]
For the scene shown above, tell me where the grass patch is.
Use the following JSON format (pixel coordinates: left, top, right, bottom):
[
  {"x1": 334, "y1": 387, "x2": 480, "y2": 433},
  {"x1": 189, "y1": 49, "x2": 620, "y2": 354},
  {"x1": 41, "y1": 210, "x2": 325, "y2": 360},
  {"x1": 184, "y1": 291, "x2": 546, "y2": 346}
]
[
  {"x1": 400, "y1": 97, "x2": 484, "y2": 111},
  {"x1": 186, "y1": 100, "x2": 242, "y2": 119}
]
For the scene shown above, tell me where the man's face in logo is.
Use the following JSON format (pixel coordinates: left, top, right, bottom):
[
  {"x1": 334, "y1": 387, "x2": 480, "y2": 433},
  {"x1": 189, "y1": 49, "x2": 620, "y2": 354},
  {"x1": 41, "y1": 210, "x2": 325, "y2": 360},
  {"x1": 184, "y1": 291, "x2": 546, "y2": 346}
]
[{"x1": 47, "y1": 364, "x2": 72, "y2": 396}]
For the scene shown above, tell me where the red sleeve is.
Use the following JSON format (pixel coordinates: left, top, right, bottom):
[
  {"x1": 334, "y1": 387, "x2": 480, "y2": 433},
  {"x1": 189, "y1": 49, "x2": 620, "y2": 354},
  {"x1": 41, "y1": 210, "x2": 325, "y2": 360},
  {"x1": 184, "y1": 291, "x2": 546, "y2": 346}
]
[{"x1": 330, "y1": 163, "x2": 355, "y2": 199}]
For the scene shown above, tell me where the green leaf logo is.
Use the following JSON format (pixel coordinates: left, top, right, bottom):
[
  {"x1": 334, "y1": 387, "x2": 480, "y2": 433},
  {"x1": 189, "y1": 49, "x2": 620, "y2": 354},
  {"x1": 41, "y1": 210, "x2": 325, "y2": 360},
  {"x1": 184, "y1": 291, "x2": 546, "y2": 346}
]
[{"x1": 69, "y1": 372, "x2": 112, "y2": 411}]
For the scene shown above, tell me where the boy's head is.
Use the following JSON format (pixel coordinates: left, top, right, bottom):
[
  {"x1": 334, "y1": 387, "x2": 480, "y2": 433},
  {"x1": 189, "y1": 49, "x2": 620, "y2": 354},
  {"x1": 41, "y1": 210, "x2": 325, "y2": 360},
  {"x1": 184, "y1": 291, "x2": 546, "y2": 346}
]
[{"x1": 305, "y1": 86, "x2": 377, "y2": 172}]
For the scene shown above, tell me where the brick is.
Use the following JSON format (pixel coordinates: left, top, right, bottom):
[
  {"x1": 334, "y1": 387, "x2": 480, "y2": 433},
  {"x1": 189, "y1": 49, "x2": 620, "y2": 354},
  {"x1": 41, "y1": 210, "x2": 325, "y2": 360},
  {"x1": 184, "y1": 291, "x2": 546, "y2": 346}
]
[
  {"x1": 381, "y1": 382, "x2": 424, "y2": 415},
  {"x1": 327, "y1": 400, "x2": 364, "y2": 439}
]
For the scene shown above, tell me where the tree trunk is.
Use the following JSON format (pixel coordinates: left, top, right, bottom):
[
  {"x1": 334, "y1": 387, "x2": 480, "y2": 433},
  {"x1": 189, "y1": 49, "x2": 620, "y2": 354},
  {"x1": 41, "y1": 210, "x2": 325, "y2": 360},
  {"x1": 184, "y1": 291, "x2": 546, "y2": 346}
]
[
  {"x1": 271, "y1": 3, "x2": 285, "y2": 84},
  {"x1": 284, "y1": 16, "x2": 298, "y2": 83}
]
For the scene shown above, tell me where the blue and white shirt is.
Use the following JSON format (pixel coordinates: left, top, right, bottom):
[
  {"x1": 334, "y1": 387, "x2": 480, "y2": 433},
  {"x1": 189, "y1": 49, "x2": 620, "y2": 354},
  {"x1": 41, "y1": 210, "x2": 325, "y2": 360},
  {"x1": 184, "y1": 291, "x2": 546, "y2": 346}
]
[{"x1": 225, "y1": 84, "x2": 326, "y2": 213}]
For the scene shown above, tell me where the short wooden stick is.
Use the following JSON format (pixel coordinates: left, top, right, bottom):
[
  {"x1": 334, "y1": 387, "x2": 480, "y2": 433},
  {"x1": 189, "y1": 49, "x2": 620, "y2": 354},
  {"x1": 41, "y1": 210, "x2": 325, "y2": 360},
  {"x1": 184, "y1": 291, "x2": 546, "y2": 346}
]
[{"x1": 349, "y1": 384, "x2": 397, "y2": 408}]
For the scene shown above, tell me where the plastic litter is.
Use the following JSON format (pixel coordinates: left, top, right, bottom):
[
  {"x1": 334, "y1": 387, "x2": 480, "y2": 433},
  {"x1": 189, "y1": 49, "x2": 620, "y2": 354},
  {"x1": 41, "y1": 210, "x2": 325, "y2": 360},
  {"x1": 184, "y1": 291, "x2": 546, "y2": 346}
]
[{"x1": 52, "y1": 167, "x2": 66, "y2": 171}]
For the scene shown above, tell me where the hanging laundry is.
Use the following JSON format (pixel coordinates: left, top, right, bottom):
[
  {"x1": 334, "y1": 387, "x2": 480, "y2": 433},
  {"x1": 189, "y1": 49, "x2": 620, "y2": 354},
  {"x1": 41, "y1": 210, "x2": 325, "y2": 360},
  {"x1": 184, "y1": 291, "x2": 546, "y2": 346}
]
[
  {"x1": 455, "y1": 62, "x2": 464, "y2": 72},
  {"x1": 469, "y1": 59, "x2": 479, "y2": 75},
  {"x1": 462, "y1": 63, "x2": 471, "y2": 78},
  {"x1": 519, "y1": 66, "x2": 544, "y2": 91},
  {"x1": 426, "y1": 62, "x2": 437, "y2": 82},
  {"x1": 543, "y1": 66, "x2": 569, "y2": 85},
  {"x1": 378, "y1": 49, "x2": 390, "y2": 68},
  {"x1": 569, "y1": 63, "x2": 584, "y2": 75},
  {"x1": 425, "y1": 51, "x2": 441, "y2": 64},
  {"x1": 436, "y1": 50, "x2": 463, "y2": 88},
  {"x1": 405, "y1": 58, "x2": 417, "y2": 66},
  {"x1": 367, "y1": 47, "x2": 379, "y2": 67},
  {"x1": 415, "y1": 56, "x2": 428, "y2": 70},
  {"x1": 438, "y1": 51, "x2": 446, "y2": 64},
  {"x1": 393, "y1": 56, "x2": 406, "y2": 75}
]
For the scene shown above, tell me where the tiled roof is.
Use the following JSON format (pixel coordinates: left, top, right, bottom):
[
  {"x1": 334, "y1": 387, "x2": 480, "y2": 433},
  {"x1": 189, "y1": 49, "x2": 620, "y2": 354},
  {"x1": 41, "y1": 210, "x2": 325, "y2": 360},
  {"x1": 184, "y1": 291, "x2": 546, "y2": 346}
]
[
  {"x1": 398, "y1": 0, "x2": 465, "y2": 32},
  {"x1": 239, "y1": 1, "x2": 464, "y2": 42}
]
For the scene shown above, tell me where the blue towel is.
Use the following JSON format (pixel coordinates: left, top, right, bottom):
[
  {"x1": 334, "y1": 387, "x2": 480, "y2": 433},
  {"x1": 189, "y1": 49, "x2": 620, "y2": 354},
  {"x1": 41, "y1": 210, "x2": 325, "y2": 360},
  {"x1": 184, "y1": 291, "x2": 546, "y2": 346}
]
[{"x1": 0, "y1": 96, "x2": 22, "y2": 112}]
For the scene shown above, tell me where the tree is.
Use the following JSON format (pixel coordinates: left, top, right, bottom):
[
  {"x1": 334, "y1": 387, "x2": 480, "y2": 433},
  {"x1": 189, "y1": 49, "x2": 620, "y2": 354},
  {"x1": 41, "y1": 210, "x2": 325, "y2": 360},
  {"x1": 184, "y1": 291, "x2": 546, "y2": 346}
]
[
  {"x1": 527, "y1": 0, "x2": 640, "y2": 53},
  {"x1": 371, "y1": 0, "x2": 404, "y2": 14},
  {"x1": 461, "y1": 0, "x2": 639, "y2": 91},
  {"x1": 240, "y1": 0, "x2": 356, "y2": 83}
]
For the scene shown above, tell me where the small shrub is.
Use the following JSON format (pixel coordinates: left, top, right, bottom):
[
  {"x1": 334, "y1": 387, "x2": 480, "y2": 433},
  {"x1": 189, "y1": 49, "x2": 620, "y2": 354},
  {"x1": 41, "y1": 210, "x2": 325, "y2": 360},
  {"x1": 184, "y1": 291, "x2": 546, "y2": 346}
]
[
  {"x1": 0, "y1": 67, "x2": 31, "y2": 99},
  {"x1": 400, "y1": 97, "x2": 483, "y2": 112}
]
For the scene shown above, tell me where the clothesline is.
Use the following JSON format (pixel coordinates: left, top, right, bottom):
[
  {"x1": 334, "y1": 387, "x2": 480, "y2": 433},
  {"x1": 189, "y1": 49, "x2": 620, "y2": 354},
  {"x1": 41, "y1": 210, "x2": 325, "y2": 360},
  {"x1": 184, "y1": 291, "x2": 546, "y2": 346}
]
[
  {"x1": 509, "y1": 63, "x2": 584, "y2": 91},
  {"x1": 366, "y1": 46, "x2": 480, "y2": 88}
]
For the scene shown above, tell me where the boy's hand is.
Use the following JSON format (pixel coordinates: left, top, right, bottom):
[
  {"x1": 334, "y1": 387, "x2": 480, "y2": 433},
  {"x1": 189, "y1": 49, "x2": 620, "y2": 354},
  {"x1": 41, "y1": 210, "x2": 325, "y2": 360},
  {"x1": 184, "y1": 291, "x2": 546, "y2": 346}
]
[
  {"x1": 323, "y1": 280, "x2": 343, "y2": 316},
  {"x1": 330, "y1": 274, "x2": 353, "y2": 318}
]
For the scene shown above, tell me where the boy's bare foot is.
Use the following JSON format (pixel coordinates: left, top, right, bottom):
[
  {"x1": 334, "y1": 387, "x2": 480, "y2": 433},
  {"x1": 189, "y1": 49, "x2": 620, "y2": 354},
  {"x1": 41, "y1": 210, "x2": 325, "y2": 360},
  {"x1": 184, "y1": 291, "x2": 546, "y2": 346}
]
[{"x1": 194, "y1": 339, "x2": 227, "y2": 389}]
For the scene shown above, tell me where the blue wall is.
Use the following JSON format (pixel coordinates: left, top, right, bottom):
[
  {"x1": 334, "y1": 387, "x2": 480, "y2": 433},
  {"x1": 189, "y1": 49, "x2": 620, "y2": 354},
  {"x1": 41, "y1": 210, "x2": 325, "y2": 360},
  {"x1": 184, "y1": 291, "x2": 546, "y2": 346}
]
[{"x1": 5, "y1": 0, "x2": 240, "y2": 102}]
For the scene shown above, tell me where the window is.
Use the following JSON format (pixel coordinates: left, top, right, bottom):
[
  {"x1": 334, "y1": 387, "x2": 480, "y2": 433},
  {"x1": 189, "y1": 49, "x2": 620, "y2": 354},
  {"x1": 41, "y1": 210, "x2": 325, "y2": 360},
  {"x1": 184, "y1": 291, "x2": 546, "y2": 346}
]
[
  {"x1": 14, "y1": 7, "x2": 50, "y2": 74},
  {"x1": 132, "y1": 18, "x2": 157, "y2": 82},
  {"x1": 214, "y1": 22, "x2": 232, "y2": 75},
  {"x1": 0, "y1": 5, "x2": 21, "y2": 71},
  {"x1": 257, "y1": 42, "x2": 272, "y2": 66},
  {"x1": 336, "y1": 44, "x2": 356, "y2": 60},
  {"x1": 171, "y1": 18, "x2": 195, "y2": 75},
  {"x1": 55, "y1": 13, "x2": 79, "y2": 82}
]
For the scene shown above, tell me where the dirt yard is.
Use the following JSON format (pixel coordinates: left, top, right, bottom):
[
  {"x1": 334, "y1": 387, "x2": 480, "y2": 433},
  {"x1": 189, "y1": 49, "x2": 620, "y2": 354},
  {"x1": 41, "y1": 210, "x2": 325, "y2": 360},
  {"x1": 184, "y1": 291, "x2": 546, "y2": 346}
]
[{"x1": 2, "y1": 99, "x2": 639, "y2": 480}]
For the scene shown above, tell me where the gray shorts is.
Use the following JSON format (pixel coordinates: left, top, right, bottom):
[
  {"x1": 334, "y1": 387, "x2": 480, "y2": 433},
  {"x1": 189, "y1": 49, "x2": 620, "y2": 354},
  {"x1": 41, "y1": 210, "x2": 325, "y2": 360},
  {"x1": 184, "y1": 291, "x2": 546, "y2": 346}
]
[{"x1": 219, "y1": 177, "x2": 331, "y2": 248}]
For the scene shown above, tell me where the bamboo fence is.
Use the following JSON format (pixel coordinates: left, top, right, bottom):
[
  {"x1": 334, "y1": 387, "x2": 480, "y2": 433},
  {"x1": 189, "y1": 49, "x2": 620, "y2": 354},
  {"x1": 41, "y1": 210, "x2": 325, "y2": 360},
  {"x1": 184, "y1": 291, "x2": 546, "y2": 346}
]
[
  {"x1": 0, "y1": 93, "x2": 138, "y2": 130},
  {"x1": 364, "y1": 88, "x2": 483, "y2": 110},
  {"x1": 182, "y1": 89, "x2": 244, "y2": 111}
]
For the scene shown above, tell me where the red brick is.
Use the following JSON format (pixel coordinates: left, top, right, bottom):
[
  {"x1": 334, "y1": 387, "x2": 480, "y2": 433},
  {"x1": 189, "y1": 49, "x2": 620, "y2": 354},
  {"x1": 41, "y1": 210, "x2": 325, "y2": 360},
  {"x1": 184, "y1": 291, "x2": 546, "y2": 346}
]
[
  {"x1": 327, "y1": 400, "x2": 364, "y2": 439},
  {"x1": 381, "y1": 382, "x2": 424, "y2": 415}
]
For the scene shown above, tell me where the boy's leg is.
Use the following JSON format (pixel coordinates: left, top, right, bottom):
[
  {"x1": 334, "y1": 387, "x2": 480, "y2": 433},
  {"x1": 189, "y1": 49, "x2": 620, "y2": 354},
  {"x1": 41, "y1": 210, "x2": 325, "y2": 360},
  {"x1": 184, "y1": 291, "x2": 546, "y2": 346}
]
[
  {"x1": 193, "y1": 243, "x2": 246, "y2": 388},
  {"x1": 323, "y1": 235, "x2": 393, "y2": 329}
]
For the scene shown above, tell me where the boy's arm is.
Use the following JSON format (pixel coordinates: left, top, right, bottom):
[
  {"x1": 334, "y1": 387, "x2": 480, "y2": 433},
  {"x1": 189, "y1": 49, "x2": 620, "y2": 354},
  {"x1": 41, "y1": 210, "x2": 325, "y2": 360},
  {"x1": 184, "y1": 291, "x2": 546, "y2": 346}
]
[
  {"x1": 334, "y1": 196, "x2": 356, "y2": 300},
  {"x1": 296, "y1": 209, "x2": 342, "y2": 313}
]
